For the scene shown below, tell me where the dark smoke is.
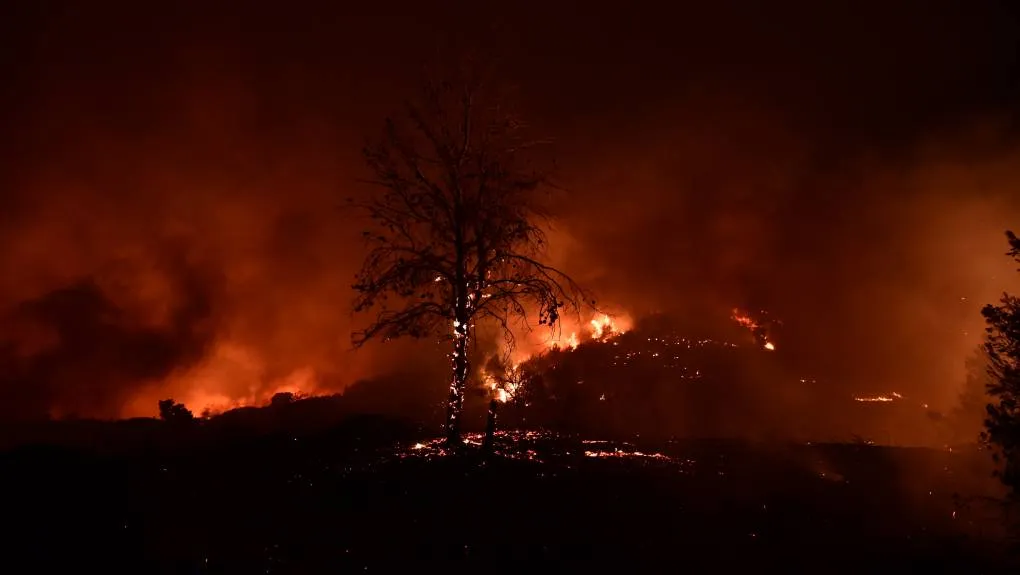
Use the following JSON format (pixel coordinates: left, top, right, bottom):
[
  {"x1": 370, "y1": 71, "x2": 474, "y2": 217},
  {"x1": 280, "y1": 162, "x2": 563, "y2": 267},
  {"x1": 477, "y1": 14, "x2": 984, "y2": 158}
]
[{"x1": 0, "y1": 242, "x2": 220, "y2": 420}]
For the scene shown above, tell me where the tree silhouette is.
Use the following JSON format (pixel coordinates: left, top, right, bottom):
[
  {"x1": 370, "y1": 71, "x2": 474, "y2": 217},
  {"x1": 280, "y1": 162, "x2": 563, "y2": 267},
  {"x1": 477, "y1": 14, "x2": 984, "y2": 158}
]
[
  {"x1": 351, "y1": 69, "x2": 586, "y2": 446},
  {"x1": 158, "y1": 398, "x2": 194, "y2": 423},
  {"x1": 981, "y1": 230, "x2": 1020, "y2": 498},
  {"x1": 271, "y1": 391, "x2": 297, "y2": 407}
]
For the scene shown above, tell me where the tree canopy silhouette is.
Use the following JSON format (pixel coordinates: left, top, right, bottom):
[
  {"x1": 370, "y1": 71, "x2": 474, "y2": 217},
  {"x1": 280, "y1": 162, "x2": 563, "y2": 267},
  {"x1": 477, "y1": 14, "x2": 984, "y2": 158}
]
[
  {"x1": 981, "y1": 230, "x2": 1020, "y2": 498},
  {"x1": 350, "y1": 69, "x2": 587, "y2": 446},
  {"x1": 158, "y1": 398, "x2": 194, "y2": 423}
]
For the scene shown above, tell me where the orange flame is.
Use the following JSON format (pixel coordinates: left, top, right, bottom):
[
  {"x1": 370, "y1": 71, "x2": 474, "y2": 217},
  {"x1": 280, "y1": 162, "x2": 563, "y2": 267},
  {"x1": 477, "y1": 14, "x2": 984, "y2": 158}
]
[
  {"x1": 545, "y1": 312, "x2": 631, "y2": 351},
  {"x1": 547, "y1": 331, "x2": 580, "y2": 351},
  {"x1": 483, "y1": 363, "x2": 522, "y2": 403},
  {"x1": 482, "y1": 312, "x2": 632, "y2": 401},
  {"x1": 731, "y1": 309, "x2": 759, "y2": 330},
  {"x1": 122, "y1": 342, "x2": 321, "y2": 417},
  {"x1": 853, "y1": 392, "x2": 903, "y2": 403},
  {"x1": 730, "y1": 308, "x2": 776, "y2": 351}
]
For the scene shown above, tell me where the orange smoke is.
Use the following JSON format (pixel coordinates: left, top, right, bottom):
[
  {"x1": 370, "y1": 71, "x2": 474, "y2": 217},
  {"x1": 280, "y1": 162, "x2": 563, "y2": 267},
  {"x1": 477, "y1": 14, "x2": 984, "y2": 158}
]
[{"x1": 120, "y1": 341, "x2": 322, "y2": 417}]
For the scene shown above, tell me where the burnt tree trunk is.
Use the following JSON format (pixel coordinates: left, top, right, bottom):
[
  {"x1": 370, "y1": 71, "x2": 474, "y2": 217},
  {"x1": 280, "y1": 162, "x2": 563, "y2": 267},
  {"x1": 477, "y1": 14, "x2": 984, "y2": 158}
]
[
  {"x1": 445, "y1": 311, "x2": 471, "y2": 447},
  {"x1": 483, "y1": 399, "x2": 499, "y2": 452}
]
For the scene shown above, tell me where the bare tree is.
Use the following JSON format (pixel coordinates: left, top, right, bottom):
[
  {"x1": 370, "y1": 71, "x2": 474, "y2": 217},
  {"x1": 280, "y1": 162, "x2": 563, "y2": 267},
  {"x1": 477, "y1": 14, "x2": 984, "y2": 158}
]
[{"x1": 350, "y1": 70, "x2": 587, "y2": 447}]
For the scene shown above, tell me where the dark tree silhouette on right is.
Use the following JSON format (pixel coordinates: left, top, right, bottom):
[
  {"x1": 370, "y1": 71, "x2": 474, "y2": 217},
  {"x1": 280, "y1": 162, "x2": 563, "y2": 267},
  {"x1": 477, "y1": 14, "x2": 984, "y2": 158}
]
[{"x1": 981, "y1": 230, "x2": 1020, "y2": 498}]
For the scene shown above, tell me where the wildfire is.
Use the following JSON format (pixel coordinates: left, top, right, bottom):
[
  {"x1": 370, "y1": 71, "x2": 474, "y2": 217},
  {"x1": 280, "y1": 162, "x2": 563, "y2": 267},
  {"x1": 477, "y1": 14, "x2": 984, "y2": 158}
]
[
  {"x1": 396, "y1": 431, "x2": 695, "y2": 471},
  {"x1": 590, "y1": 314, "x2": 623, "y2": 341},
  {"x1": 853, "y1": 392, "x2": 903, "y2": 403},
  {"x1": 480, "y1": 312, "x2": 632, "y2": 403},
  {"x1": 546, "y1": 312, "x2": 630, "y2": 351},
  {"x1": 583, "y1": 448, "x2": 672, "y2": 460},
  {"x1": 483, "y1": 364, "x2": 522, "y2": 403},
  {"x1": 731, "y1": 309, "x2": 759, "y2": 330},
  {"x1": 547, "y1": 331, "x2": 580, "y2": 351},
  {"x1": 730, "y1": 308, "x2": 777, "y2": 351},
  {"x1": 181, "y1": 374, "x2": 316, "y2": 416},
  {"x1": 397, "y1": 430, "x2": 552, "y2": 461},
  {"x1": 121, "y1": 342, "x2": 321, "y2": 418}
]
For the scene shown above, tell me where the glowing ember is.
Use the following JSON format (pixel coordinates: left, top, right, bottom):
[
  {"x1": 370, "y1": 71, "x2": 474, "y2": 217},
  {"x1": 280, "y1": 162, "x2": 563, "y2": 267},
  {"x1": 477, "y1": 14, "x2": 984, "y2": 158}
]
[
  {"x1": 764, "y1": 341, "x2": 776, "y2": 351},
  {"x1": 395, "y1": 430, "x2": 695, "y2": 472},
  {"x1": 854, "y1": 392, "x2": 903, "y2": 403},
  {"x1": 396, "y1": 430, "x2": 551, "y2": 460},
  {"x1": 583, "y1": 448, "x2": 672, "y2": 460}
]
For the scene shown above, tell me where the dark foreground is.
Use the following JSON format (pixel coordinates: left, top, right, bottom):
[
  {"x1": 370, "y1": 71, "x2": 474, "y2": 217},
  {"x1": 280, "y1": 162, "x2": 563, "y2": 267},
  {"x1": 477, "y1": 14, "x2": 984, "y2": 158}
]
[{"x1": 2, "y1": 418, "x2": 1016, "y2": 572}]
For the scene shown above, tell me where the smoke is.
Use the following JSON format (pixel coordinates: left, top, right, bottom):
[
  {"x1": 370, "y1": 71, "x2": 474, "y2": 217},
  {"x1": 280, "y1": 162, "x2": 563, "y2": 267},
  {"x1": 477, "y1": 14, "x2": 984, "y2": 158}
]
[
  {"x1": 551, "y1": 109, "x2": 1020, "y2": 424},
  {"x1": 0, "y1": 242, "x2": 217, "y2": 418},
  {"x1": 0, "y1": 5, "x2": 402, "y2": 418},
  {"x1": 0, "y1": 1, "x2": 1018, "y2": 422},
  {"x1": 0, "y1": 107, "x2": 379, "y2": 418}
]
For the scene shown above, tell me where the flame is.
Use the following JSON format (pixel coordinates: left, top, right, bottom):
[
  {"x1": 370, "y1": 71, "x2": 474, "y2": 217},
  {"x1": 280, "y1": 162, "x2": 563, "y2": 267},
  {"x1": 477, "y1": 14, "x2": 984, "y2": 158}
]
[
  {"x1": 583, "y1": 448, "x2": 671, "y2": 460},
  {"x1": 545, "y1": 312, "x2": 630, "y2": 351},
  {"x1": 479, "y1": 312, "x2": 636, "y2": 404},
  {"x1": 731, "y1": 309, "x2": 759, "y2": 330},
  {"x1": 730, "y1": 308, "x2": 776, "y2": 351},
  {"x1": 590, "y1": 314, "x2": 621, "y2": 340},
  {"x1": 853, "y1": 392, "x2": 903, "y2": 403},
  {"x1": 122, "y1": 342, "x2": 321, "y2": 417},
  {"x1": 547, "y1": 331, "x2": 580, "y2": 351},
  {"x1": 481, "y1": 360, "x2": 523, "y2": 403}
]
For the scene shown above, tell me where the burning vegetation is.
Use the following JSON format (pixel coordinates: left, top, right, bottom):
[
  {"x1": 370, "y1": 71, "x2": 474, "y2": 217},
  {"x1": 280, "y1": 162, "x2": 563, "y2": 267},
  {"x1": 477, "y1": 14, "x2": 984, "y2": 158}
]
[
  {"x1": 855, "y1": 392, "x2": 904, "y2": 403},
  {"x1": 730, "y1": 308, "x2": 778, "y2": 351},
  {"x1": 349, "y1": 71, "x2": 587, "y2": 446},
  {"x1": 3, "y1": 2, "x2": 1020, "y2": 567}
]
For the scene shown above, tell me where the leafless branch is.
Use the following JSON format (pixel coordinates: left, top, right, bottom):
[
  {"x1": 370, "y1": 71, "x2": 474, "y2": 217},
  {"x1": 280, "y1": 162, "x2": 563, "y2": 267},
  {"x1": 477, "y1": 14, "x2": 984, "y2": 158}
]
[{"x1": 350, "y1": 66, "x2": 591, "y2": 369}]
